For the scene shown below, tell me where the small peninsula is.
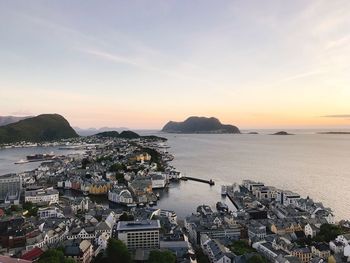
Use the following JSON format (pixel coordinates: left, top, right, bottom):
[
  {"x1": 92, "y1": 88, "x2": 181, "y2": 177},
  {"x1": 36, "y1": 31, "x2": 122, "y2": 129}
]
[{"x1": 162, "y1": 116, "x2": 240, "y2": 134}]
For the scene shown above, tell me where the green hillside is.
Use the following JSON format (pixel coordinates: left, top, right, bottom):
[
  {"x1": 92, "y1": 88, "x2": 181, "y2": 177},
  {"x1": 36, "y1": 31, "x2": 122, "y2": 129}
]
[{"x1": 0, "y1": 114, "x2": 79, "y2": 143}]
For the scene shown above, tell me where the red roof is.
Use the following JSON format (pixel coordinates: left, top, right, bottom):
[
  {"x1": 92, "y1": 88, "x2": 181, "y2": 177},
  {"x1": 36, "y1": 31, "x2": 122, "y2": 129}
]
[
  {"x1": 0, "y1": 255, "x2": 32, "y2": 263},
  {"x1": 21, "y1": 247, "x2": 44, "y2": 261}
]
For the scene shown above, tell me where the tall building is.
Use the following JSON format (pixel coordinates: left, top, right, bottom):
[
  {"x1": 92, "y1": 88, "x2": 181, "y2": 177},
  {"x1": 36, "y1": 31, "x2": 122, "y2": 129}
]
[
  {"x1": 116, "y1": 220, "x2": 161, "y2": 250},
  {"x1": 0, "y1": 174, "x2": 22, "y2": 201}
]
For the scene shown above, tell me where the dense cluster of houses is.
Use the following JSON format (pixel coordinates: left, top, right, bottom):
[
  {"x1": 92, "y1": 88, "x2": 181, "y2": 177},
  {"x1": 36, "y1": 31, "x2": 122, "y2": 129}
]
[
  {"x1": 183, "y1": 180, "x2": 350, "y2": 263},
  {"x1": 0, "y1": 134, "x2": 349, "y2": 263},
  {"x1": 0, "y1": 135, "x2": 194, "y2": 262}
]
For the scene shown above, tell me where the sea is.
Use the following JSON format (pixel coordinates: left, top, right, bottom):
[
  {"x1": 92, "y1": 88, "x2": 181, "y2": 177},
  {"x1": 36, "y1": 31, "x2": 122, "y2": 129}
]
[{"x1": 0, "y1": 130, "x2": 349, "y2": 220}]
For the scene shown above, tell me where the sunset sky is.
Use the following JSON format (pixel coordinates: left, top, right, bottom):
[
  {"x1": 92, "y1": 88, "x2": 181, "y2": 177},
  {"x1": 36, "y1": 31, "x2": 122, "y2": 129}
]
[{"x1": 1, "y1": 1, "x2": 349, "y2": 129}]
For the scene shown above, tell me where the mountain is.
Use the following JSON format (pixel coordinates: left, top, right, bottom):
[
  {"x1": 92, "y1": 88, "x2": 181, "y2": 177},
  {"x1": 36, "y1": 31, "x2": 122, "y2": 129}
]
[
  {"x1": 0, "y1": 116, "x2": 31, "y2": 126},
  {"x1": 162, "y1": 116, "x2": 240, "y2": 134},
  {"x1": 0, "y1": 114, "x2": 78, "y2": 144}
]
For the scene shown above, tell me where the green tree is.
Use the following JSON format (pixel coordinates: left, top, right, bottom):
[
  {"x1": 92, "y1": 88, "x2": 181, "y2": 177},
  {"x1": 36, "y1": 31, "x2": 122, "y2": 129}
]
[
  {"x1": 38, "y1": 248, "x2": 74, "y2": 263},
  {"x1": 148, "y1": 250, "x2": 176, "y2": 263},
  {"x1": 314, "y1": 223, "x2": 344, "y2": 242},
  {"x1": 247, "y1": 254, "x2": 269, "y2": 263},
  {"x1": 23, "y1": 202, "x2": 38, "y2": 217},
  {"x1": 105, "y1": 238, "x2": 132, "y2": 263},
  {"x1": 119, "y1": 212, "x2": 134, "y2": 221},
  {"x1": 229, "y1": 240, "x2": 256, "y2": 255}
]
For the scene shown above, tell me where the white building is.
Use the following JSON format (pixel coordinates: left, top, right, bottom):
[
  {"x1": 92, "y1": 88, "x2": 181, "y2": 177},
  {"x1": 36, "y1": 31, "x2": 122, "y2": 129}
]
[
  {"x1": 276, "y1": 190, "x2": 300, "y2": 206},
  {"x1": 38, "y1": 207, "x2": 64, "y2": 219},
  {"x1": 0, "y1": 174, "x2": 22, "y2": 201},
  {"x1": 304, "y1": 223, "x2": 319, "y2": 238},
  {"x1": 117, "y1": 220, "x2": 161, "y2": 250},
  {"x1": 108, "y1": 187, "x2": 133, "y2": 205},
  {"x1": 151, "y1": 173, "x2": 167, "y2": 189},
  {"x1": 25, "y1": 187, "x2": 59, "y2": 204}
]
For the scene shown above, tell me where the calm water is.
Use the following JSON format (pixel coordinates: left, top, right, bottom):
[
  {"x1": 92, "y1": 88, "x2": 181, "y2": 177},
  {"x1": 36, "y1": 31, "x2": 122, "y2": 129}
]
[
  {"x1": 1, "y1": 133, "x2": 349, "y2": 220},
  {"x1": 0, "y1": 146, "x2": 84, "y2": 174},
  {"x1": 153, "y1": 132, "x2": 350, "y2": 220}
]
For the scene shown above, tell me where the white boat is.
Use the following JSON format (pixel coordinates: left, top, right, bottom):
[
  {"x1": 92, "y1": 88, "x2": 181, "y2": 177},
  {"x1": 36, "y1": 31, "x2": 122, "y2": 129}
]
[
  {"x1": 221, "y1": 185, "x2": 227, "y2": 196},
  {"x1": 15, "y1": 159, "x2": 29, "y2": 164}
]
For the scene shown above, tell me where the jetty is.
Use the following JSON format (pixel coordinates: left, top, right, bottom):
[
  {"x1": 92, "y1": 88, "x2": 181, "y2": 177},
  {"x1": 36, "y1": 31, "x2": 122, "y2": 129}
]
[{"x1": 180, "y1": 176, "x2": 215, "y2": 186}]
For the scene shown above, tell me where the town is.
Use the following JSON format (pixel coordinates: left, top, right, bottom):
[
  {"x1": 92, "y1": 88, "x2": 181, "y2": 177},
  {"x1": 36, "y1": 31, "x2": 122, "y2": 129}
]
[{"x1": 0, "y1": 134, "x2": 349, "y2": 263}]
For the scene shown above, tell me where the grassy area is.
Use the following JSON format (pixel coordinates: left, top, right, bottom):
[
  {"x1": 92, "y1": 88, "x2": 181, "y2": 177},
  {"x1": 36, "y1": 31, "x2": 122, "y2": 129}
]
[{"x1": 229, "y1": 240, "x2": 256, "y2": 255}]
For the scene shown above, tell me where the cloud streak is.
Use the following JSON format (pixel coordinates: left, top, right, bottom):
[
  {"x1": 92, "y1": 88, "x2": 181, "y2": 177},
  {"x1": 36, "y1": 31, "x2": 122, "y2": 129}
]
[{"x1": 322, "y1": 115, "x2": 350, "y2": 118}]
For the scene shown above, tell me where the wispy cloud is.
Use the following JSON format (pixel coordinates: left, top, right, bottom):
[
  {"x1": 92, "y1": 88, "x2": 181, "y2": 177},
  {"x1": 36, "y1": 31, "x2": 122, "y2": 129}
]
[
  {"x1": 322, "y1": 114, "x2": 350, "y2": 118},
  {"x1": 79, "y1": 48, "x2": 215, "y2": 86}
]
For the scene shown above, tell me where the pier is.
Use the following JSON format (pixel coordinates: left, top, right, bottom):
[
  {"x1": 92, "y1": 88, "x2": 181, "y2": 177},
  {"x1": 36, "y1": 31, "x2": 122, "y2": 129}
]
[{"x1": 180, "y1": 176, "x2": 215, "y2": 185}]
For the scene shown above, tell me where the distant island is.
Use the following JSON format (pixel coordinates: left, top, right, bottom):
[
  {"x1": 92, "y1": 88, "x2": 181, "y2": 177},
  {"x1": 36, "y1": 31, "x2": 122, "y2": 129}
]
[
  {"x1": 0, "y1": 114, "x2": 78, "y2": 144},
  {"x1": 95, "y1": 130, "x2": 167, "y2": 141},
  {"x1": 318, "y1": 132, "x2": 350, "y2": 135},
  {"x1": 271, "y1": 131, "x2": 294, "y2": 135},
  {"x1": 74, "y1": 126, "x2": 129, "y2": 136},
  {"x1": 162, "y1": 116, "x2": 240, "y2": 134}
]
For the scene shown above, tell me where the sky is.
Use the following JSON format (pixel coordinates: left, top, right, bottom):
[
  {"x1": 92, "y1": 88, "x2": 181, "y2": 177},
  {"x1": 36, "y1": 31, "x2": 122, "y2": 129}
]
[{"x1": 0, "y1": 1, "x2": 350, "y2": 129}]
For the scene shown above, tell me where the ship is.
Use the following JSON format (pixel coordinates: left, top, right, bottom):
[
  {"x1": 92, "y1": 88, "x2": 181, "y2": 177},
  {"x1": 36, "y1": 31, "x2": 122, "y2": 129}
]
[
  {"x1": 26, "y1": 153, "x2": 55, "y2": 162},
  {"x1": 216, "y1": 202, "x2": 229, "y2": 213},
  {"x1": 15, "y1": 159, "x2": 29, "y2": 164},
  {"x1": 221, "y1": 185, "x2": 227, "y2": 196}
]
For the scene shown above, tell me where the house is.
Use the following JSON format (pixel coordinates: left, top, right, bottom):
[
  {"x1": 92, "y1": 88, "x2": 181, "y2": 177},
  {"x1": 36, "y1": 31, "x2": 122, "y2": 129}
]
[
  {"x1": 291, "y1": 247, "x2": 312, "y2": 263},
  {"x1": 96, "y1": 232, "x2": 110, "y2": 251},
  {"x1": 89, "y1": 182, "x2": 112, "y2": 195},
  {"x1": 67, "y1": 226, "x2": 96, "y2": 240},
  {"x1": 248, "y1": 221, "x2": 267, "y2": 242},
  {"x1": 38, "y1": 206, "x2": 64, "y2": 219},
  {"x1": 64, "y1": 239, "x2": 93, "y2": 263},
  {"x1": 311, "y1": 243, "x2": 331, "y2": 259},
  {"x1": 201, "y1": 235, "x2": 232, "y2": 263},
  {"x1": 253, "y1": 241, "x2": 286, "y2": 261},
  {"x1": 304, "y1": 223, "x2": 319, "y2": 238},
  {"x1": 108, "y1": 187, "x2": 133, "y2": 205},
  {"x1": 21, "y1": 247, "x2": 44, "y2": 261},
  {"x1": 150, "y1": 173, "x2": 167, "y2": 189}
]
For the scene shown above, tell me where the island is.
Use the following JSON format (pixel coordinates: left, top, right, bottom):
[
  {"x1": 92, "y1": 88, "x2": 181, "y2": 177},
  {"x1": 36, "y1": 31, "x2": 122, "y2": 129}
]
[
  {"x1": 271, "y1": 131, "x2": 294, "y2": 135},
  {"x1": 0, "y1": 114, "x2": 78, "y2": 144},
  {"x1": 94, "y1": 130, "x2": 167, "y2": 141},
  {"x1": 318, "y1": 132, "x2": 350, "y2": 135},
  {"x1": 162, "y1": 116, "x2": 240, "y2": 134}
]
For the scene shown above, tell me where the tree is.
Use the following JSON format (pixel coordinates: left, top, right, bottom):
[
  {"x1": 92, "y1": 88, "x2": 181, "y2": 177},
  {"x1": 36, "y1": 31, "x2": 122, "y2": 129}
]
[
  {"x1": 148, "y1": 250, "x2": 176, "y2": 263},
  {"x1": 38, "y1": 248, "x2": 74, "y2": 263},
  {"x1": 229, "y1": 240, "x2": 255, "y2": 255},
  {"x1": 314, "y1": 223, "x2": 344, "y2": 242},
  {"x1": 195, "y1": 248, "x2": 210, "y2": 263},
  {"x1": 105, "y1": 238, "x2": 132, "y2": 263},
  {"x1": 23, "y1": 202, "x2": 38, "y2": 217},
  {"x1": 119, "y1": 212, "x2": 134, "y2": 221},
  {"x1": 247, "y1": 255, "x2": 269, "y2": 263}
]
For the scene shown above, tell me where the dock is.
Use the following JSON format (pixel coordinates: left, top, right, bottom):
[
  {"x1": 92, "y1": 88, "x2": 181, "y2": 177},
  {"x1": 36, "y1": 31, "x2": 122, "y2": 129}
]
[
  {"x1": 226, "y1": 191, "x2": 243, "y2": 210},
  {"x1": 180, "y1": 176, "x2": 215, "y2": 185}
]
